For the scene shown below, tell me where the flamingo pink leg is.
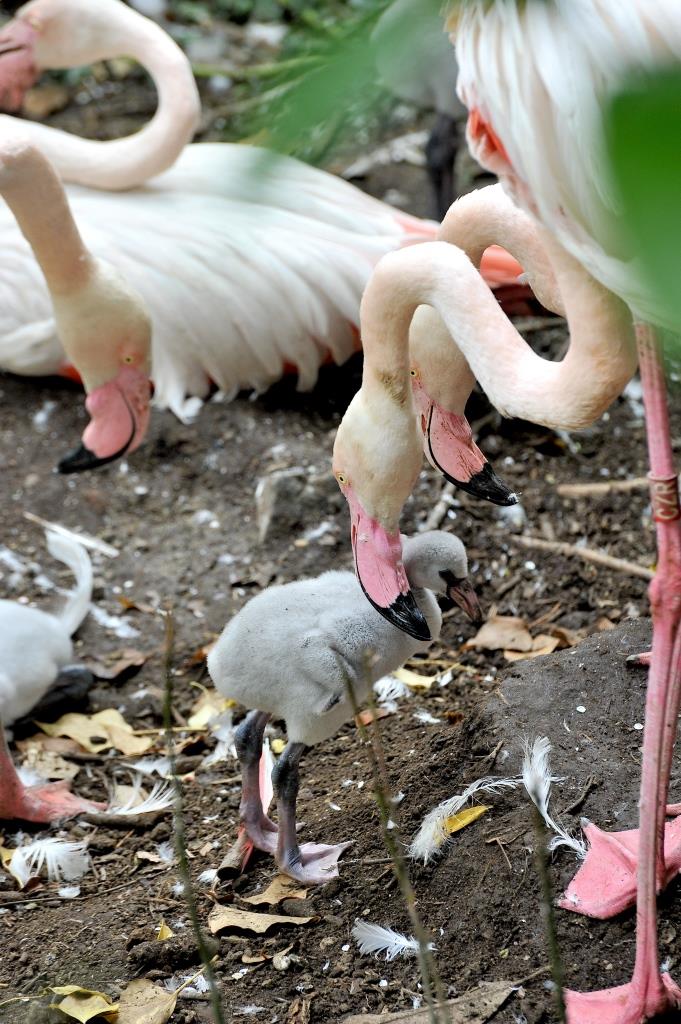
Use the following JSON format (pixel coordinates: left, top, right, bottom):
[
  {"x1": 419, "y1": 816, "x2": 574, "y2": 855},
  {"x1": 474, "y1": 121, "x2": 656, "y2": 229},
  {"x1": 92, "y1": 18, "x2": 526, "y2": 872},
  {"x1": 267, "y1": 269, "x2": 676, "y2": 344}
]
[
  {"x1": 0, "y1": 726, "x2": 103, "y2": 822},
  {"x1": 564, "y1": 324, "x2": 681, "y2": 1021}
]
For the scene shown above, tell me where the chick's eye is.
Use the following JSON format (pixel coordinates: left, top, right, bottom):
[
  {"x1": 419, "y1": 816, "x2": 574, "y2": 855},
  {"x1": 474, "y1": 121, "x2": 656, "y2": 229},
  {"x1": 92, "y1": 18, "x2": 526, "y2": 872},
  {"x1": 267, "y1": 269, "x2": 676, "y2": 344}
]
[
  {"x1": 410, "y1": 369, "x2": 417, "y2": 377},
  {"x1": 337, "y1": 473, "x2": 347, "y2": 485},
  {"x1": 123, "y1": 354, "x2": 134, "y2": 364}
]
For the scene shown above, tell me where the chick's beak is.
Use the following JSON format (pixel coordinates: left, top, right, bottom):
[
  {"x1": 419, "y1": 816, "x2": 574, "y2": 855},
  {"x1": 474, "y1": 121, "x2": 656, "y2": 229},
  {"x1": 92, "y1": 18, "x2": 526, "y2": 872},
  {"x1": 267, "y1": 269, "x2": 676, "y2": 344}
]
[{"x1": 447, "y1": 577, "x2": 483, "y2": 626}]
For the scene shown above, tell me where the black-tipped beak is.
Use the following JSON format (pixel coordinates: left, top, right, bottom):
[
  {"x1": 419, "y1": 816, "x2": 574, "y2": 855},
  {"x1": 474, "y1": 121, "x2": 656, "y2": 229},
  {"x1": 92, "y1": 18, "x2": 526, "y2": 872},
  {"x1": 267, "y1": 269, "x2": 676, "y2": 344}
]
[
  {"x1": 57, "y1": 433, "x2": 133, "y2": 474},
  {"x1": 361, "y1": 586, "x2": 431, "y2": 642},
  {"x1": 447, "y1": 578, "x2": 483, "y2": 626},
  {"x1": 449, "y1": 462, "x2": 518, "y2": 507}
]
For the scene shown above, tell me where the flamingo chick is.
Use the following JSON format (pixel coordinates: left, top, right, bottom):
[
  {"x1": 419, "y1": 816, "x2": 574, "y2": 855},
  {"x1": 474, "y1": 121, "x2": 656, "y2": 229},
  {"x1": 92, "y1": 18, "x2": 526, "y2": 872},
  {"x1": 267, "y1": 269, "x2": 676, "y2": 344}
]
[
  {"x1": 0, "y1": 529, "x2": 102, "y2": 821},
  {"x1": 0, "y1": 133, "x2": 151, "y2": 470},
  {"x1": 207, "y1": 530, "x2": 481, "y2": 884}
]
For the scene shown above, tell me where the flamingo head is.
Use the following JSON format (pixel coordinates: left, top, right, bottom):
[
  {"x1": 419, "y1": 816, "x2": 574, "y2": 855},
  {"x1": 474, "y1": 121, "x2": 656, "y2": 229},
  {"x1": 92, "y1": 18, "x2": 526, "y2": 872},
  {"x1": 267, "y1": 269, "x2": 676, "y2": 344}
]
[
  {"x1": 0, "y1": 0, "x2": 151, "y2": 110},
  {"x1": 55, "y1": 259, "x2": 152, "y2": 473},
  {"x1": 333, "y1": 386, "x2": 431, "y2": 642}
]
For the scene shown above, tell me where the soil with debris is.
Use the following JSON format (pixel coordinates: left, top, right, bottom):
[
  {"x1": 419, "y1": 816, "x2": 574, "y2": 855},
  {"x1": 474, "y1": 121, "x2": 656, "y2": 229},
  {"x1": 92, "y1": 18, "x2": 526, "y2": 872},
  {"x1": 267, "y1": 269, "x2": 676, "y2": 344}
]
[{"x1": 2, "y1": 14, "x2": 681, "y2": 1024}]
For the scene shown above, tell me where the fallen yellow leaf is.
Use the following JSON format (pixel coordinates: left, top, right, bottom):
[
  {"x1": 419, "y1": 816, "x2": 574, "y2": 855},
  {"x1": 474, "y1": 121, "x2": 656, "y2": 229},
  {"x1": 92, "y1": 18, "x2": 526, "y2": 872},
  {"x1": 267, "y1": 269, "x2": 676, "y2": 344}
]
[
  {"x1": 465, "y1": 615, "x2": 534, "y2": 653},
  {"x1": 117, "y1": 978, "x2": 177, "y2": 1024},
  {"x1": 187, "y1": 689, "x2": 235, "y2": 729},
  {"x1": 208, "y1": 905, "x2": 314, "y2": 935},
  {"x1": 392, "y1": 667, "x2": 434, "y2": 693},
  {"x1": 37, "y1": 709, "x2": 153, "y2": 756},
  {"x1": 242, "y1": 875, "x2": 308, "y2": 907},
  {"x1": 156, "y1": 919, "x2": 174, "y2": 941},
  {"x1": 443, "y1": 805, "x2": 489, "y2": 836},
  {"x1": 50, "y1": 986, "x2": 118, "y2": 1023}
]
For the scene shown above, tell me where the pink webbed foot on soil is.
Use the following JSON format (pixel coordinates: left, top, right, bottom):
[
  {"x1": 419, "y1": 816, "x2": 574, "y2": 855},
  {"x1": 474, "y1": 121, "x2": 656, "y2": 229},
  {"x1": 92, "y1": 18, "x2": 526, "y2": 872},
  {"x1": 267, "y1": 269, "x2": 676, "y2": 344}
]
[
  {"x1": 244, "y1": 815, "x2": 278, "y2": 855},
  {"x1": 627, "y1": 650, "x2": 652, "y2": 667},
  {"x1": 1, "y1": 779, "x2": 105, "y2": 823},
  {"x1": 565, "y1": 971, "x2": 681, "y2": 1024},
  {"x1": 560, "y1": 816, "x2": 681, "y2": 919},
  {"x1": 410, "y1": 378, "x2": 517, "y2": 507},
  {"x1": 278, "y1": 840, "x2": 353, "y2": 886}
]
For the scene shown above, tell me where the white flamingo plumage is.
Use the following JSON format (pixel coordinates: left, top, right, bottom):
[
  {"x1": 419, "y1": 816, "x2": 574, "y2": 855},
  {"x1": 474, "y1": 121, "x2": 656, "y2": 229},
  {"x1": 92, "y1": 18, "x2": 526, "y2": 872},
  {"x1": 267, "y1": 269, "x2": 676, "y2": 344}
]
[
  {"x1": 454, "y1": 1, "x2": 681, "y2": 1020},
  {"x1": 0, "y1": 0, "x2": 525, "y2": 477}
]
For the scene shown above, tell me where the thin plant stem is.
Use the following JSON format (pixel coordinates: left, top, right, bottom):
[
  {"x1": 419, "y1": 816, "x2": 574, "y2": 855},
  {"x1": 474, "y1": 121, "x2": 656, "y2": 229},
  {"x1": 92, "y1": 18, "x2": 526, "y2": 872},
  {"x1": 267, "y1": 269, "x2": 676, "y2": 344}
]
[
  {"x1": 343, "y1": 653, "x2": 448, "y2": 1024},
  {"x1": 162, "y1": 608, "x2": 225, "y2": 1024},
  {"x1": 530, "y1": 803, "x2": 567, "y2": 1023}
]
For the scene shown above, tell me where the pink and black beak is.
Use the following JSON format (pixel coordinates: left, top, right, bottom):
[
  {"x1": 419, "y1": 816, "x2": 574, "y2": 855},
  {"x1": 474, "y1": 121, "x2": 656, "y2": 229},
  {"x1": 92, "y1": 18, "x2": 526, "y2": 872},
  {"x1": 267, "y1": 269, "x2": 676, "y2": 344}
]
[
  {"x1": 440, "y1": 570, "x2": 483, "y2": 626},
  {"x1": 412, "y1": 381, "x2": 517, "y2": 507},
  {"x1": 58, "y1": 367, "x2": 151, "y2": 473},
  {"x1": 346, "y1": 488, "x2": 430, "y2": 642}
]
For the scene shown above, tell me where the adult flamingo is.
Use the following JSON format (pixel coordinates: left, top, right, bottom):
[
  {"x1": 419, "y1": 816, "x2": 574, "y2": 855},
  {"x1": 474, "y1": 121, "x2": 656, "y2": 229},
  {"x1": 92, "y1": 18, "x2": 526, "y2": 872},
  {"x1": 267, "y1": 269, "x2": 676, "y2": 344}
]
[
  {"x1": 0, "y1": 0, "x2": 520, "y2": 489},
  {"x1": 333, "y1": 184, "x2": 636, "y2": 639},
  {"x1": 0, "y1": 130, "x2": 151, "y2": 467},
  {"x1": 453, "y1": 1, "x2": 681, "y2": 1020}
]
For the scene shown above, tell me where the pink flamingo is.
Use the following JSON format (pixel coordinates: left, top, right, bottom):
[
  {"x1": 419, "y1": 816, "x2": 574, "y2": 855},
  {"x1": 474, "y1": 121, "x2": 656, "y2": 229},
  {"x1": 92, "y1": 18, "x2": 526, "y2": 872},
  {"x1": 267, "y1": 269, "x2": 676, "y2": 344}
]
[
  {"x1": 0, "y1": 0, "x2": 522, "y2": 490},
  {"x1": 454, "y1": 0, "x2": 681, "y2": 1020},
  {"x1": 333, "y1": 183, "x2": 636, "y2": 640},
  {"x1": 0, "y1": 128, "x2": 151, "y2": 470}
]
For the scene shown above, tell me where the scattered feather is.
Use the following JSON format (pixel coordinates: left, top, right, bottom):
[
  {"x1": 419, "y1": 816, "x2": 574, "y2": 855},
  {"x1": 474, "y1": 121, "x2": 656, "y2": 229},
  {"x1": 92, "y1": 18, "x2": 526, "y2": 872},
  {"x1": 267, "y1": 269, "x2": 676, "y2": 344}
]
[
  {"x1": 58, "y1": 885, "x2": 81, "y2": 899},
  {"x1": 413, "y1": 709, "x2": 441, "y2": 725},
  {"x1": 129, "y1": 756, "x2": 172, "y2": 778},
  {"x1": 352, "y1": 920, "x2": 434, "y2": 961},
  {"x1": 202, "y1": 710, "x2": 237, "y2": 767},
  {"x1": 373, "y1": 675, "x2": 410, "y2": 706},
  {"x1": 409, "y1": 775, "x2": 519, "y2": 863},
  {"x1": 522, "y1": 737, "x2": 587, "y2": 859},
  {"x1": 197, "y1": 868, "x2": 218, "y2": 886},
  {"x1": 10, "y1": 838, "x2": 90, "y2": 888},
  {"x1": 108, "y1": 779, "x2": 174, "y2": 816}
]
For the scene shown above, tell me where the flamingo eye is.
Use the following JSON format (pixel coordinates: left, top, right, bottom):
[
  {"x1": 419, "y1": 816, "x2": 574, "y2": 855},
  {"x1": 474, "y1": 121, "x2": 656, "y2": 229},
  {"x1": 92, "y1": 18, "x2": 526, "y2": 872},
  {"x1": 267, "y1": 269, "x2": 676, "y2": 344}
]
[
  {"x1": 123, "y1": 354, "x2": 134, "y2": 364},
  {"x1": 410, "y1": 368, "x2": 417, "y2": 377},
  {"x1": 337, "y1": 473, "x2": 347, "y2": 485}
]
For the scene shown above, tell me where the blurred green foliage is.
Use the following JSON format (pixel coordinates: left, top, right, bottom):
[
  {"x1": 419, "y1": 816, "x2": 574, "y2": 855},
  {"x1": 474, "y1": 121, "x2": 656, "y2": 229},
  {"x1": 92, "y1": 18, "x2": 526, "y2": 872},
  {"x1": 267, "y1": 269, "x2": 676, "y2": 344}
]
[{"x1": 606, "y1": 69, "x2": 681, "y2": 336}]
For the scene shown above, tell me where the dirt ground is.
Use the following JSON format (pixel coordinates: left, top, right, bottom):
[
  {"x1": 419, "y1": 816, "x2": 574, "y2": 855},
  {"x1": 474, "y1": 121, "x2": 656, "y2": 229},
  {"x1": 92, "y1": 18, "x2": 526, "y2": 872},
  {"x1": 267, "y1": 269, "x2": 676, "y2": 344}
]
[{"x1": 2, "y1": 9, "x2": 681, "y2": 1024}]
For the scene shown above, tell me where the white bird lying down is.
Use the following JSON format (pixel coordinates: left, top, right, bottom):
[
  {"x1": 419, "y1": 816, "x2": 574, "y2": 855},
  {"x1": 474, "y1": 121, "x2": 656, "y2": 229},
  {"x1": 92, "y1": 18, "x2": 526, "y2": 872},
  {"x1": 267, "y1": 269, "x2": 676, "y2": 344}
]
[
  {"x1": 208, "y1": 530, "x2": 482, "y2": 885},
  {"x1": 0, "y1": 529, "x2": 102, "y2": 822}
]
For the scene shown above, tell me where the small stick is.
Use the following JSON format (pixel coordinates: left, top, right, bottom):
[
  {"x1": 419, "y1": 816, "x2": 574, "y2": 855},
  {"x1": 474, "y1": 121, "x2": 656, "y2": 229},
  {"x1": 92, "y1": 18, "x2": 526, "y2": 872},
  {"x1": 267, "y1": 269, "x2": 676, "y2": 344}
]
[
  {"x1": 23, "y1": 511, "x2": 119, "y2": 557},
  {"x1": 420, "y1": 482, "x2": 456, "y2": 533},
  {"x1": 558, "y1": 776, "x2": 597, "y2": 816},
  {"x1": 556, "y1": 478, "x2": 649, "y2": 498},
  {"x1": 515, "y1": 535, "x2": 654, "y2": 580},
  {"x1": 530, "y1": 804, "x2": 567, "y2": 1023}
]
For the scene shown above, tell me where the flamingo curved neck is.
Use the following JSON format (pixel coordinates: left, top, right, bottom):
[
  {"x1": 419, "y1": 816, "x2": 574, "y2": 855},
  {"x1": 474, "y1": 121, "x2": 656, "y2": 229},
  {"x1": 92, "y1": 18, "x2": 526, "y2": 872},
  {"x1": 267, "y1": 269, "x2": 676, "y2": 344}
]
[
  {"x1": 4, "y1": 5, "x2": 200, "y2": 190},
  {"x1": 363, "y1": 238, "x2": 636, "y2": 432},
  {"x1": 0, "y1": 136, "x2": 92, "y2": 294}
]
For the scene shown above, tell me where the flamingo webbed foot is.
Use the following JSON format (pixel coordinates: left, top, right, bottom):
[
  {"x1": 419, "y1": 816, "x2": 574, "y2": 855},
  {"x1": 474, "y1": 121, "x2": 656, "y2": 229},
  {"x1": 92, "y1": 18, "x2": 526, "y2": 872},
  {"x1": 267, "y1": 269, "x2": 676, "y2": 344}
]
[
  {"x1": 565, "y1": 972, "x2": 681, "y2": 1024},
  {"x1": 2, "y1": 780, "x2": 105, "y2": 823},
  {"x1": 277, "y1": 840, "x2": 353, "y2": 885}
]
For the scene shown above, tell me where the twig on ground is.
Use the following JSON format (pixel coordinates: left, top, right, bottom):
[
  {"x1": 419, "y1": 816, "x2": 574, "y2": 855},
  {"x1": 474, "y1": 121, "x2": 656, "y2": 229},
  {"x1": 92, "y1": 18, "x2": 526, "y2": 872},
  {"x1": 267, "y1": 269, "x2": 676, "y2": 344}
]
[
  {"x1": 558, "y1": 776, "x2": 598, "y2": 816},
  {"x1": 515, "y1": 535, "x2": 654, "y2": 580},
  {"x1": 556, "y1": 477, "x2": 648, "y2": 498},
  {"x1": 162, "y1": 609, "x2": 225, "y2": 1024},
  {"x1": 420, "y1": 482, "x2": 456, "y2": 533},
  {"x1": 529, "y1": 803, "x2": 567, "y2": 1023}
]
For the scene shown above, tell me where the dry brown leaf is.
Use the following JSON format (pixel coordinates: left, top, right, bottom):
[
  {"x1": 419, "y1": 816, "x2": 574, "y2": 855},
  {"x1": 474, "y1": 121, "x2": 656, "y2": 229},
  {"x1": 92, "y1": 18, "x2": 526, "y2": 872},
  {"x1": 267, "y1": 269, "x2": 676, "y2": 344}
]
[
  {"x1": 287, "y1": 996, "x2": 311, "y2": 1023},
  {"x1": 443, "y1": 710, "x2": 464, "y2": 726},
  {"x1": 392, "y1": 667, "x2": 435, "y2": 692},
  {"x1": 547, "y1": 625, "x2": 584, "y2": 648},
  {"x1": 82, "y1": 648, "x2": 148, "y2": 681},
  {"x1": 16, "y1": 734, "x2": 82, "y2": 757},
  {"x1": 37, "y1": 710, "x2": 153, "y2": 756},
  {"x1": 242, "y1": 875, "x2": 308, "y2": 907},
  {"x1": 117, "y1": 978, "x2": 177, "y2": 1024},
  {"x1": 117, "y1": 595, "x2": 156, "y2": 615},
  {"x1": 595, "y1": 616, "x2": 616, "y2": 632},
  {"x1": 465, "y1": 616, "x2": 534, "y2": 653},
  {"x1": 342, "y1": 979, "x2": 515, "y2": 1023},
  {"x1": 208, "y1": 905, "x2": 314, "y2": 935},
  {"x1": 504, "y1": 634, "x2": 561, "y2": 662},
  {"x1": 354, "y1": 706, "x2": 393, "y2": 728},
  {"x1": 49, "y1": 986, "x2": 118, "y2": 1023}
]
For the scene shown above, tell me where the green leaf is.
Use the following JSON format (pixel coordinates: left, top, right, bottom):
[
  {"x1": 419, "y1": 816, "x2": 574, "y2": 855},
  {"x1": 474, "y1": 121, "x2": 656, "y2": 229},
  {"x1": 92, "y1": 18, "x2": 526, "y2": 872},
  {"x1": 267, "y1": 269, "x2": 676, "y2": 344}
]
[{"x1": 605, "y1": 68, "x2": 681, "y2": 330}]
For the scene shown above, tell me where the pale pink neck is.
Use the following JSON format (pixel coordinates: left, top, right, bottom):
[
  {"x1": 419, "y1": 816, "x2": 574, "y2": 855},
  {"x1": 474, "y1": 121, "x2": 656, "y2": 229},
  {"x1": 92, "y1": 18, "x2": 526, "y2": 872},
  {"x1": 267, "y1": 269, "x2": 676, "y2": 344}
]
[
  {"x1": 6, "y1": 5, "x2": 199, "y2": 190},
  {"x1": 0, "y1": 136, "x2": 92, "y2": 294},
  {"x1": 362, "y1": 237, "x2": 636, "y2": 432}
]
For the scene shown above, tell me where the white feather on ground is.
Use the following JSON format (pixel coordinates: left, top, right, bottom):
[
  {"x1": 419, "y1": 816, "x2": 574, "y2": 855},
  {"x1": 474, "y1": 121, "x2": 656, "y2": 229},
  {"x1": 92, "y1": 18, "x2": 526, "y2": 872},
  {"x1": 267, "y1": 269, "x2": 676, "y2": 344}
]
[
  {"x1": 522, "y1": 736, "x2": 587, "y2": 859},
  {"x1": 351, "y1": 920, "x2": 434, "y2": 961},
  {"x1": 107, "y1": 778, "x2": 174, "y2": 816},
  {"x1": 9, "y1": 837, "x2": 90, "y2": 888},
  {"x1": 409, "y1": 775, "x2": 519, "y2": 864}
]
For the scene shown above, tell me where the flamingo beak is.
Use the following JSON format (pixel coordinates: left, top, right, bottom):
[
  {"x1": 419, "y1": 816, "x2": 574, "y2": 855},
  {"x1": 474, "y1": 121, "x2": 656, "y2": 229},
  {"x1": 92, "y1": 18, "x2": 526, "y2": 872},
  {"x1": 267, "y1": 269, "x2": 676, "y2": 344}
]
[
  {"x1": 442, "y1": 573, "x2": 483, "y2": 626},
  {"x1": 422, "y1": 402, "x2": 517, "y2": 507},
  {"x1": 346, "y1": 488, "x2": 431, "y2": 642},
  {"x1": 58, "y1": 366, "x2": 151, "y2": 473}
]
